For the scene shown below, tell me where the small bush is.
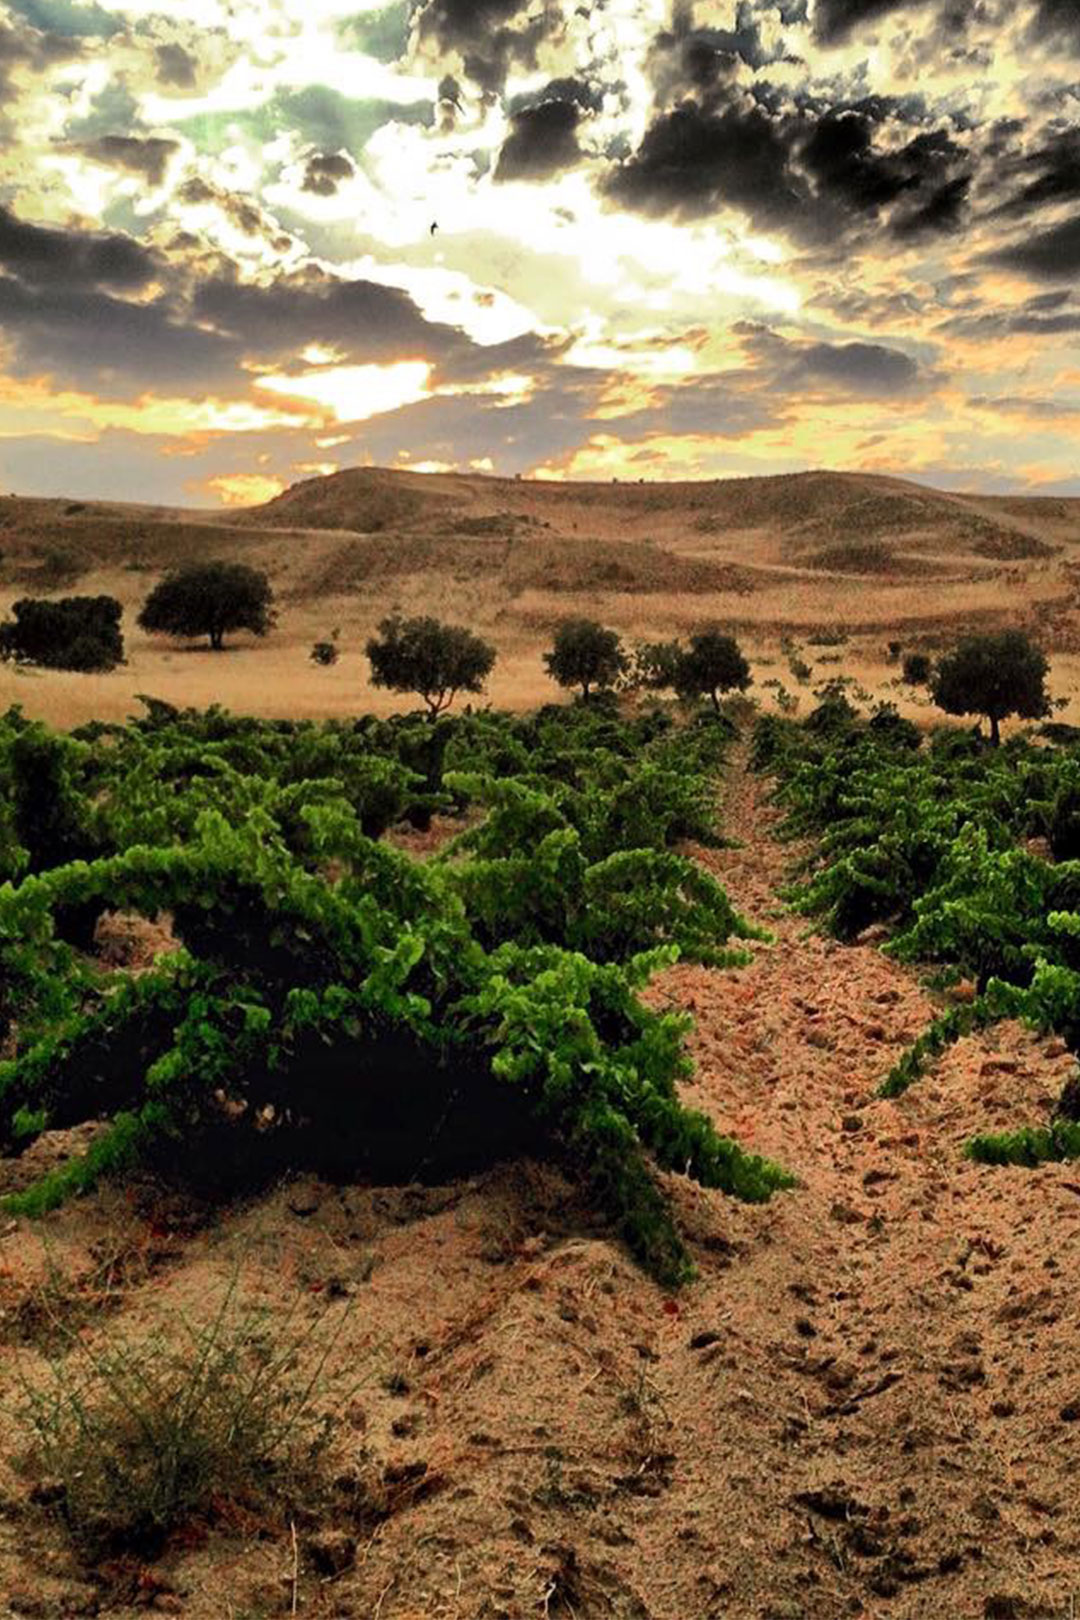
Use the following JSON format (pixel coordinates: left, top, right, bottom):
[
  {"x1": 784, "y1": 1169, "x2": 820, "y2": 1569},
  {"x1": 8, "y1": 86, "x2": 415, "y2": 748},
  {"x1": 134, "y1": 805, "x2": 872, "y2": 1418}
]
[
  {"x1": 902, "y1": 651, "x2": 931, "y2": 685},
  {"x1": 311, "y1": 640, "x2": 339, "y2": 666},
  {"x1": 17, "y1": 1278, "x2": 346, "y2": 1556}
]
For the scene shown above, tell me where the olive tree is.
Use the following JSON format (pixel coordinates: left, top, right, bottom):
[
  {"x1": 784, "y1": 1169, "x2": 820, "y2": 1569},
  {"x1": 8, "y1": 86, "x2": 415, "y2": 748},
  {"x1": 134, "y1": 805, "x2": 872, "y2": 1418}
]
[
  {"x1": 544, "y1": 619, "x2": 625, "y2": 702},
  {"x1": 930, "y1": 629, "x2": 1050, "y2": 746},
  {"x1": 673, "y1": 629, "x2": 751, "y2": 714},
  {"x1": 366, "y1": 615, "x2": 496, "y2": 718},
  {"x1": 138, "y1": 562, "x2": 275, "y2": 651}
]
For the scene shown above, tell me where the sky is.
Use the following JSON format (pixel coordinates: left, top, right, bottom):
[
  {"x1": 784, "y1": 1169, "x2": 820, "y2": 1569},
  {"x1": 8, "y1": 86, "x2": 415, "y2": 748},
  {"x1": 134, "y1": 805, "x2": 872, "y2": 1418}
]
[{"x1": 1, "y1": 0, "x2": 1079, "y2": 506}]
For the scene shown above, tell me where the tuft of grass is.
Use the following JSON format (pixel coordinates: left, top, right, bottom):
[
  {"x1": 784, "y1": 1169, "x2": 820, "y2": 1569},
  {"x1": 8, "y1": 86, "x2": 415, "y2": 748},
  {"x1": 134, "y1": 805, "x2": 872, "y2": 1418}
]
[{"x1": 14, "y1": 1273, "x2": 352, "y2": 1557}]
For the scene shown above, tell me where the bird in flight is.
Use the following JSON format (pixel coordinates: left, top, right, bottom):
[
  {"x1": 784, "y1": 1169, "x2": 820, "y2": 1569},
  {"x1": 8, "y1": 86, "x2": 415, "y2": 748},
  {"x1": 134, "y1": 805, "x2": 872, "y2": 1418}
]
[{"x1": 430, "y1": 221, "x2": 438, "y2": 235}]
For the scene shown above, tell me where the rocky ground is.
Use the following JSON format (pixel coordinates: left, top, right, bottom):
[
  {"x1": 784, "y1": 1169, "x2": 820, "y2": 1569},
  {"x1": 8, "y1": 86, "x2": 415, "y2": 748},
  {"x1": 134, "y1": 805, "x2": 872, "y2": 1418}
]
[{"x1": 0, "y1": 748, "x2": 1077, "y2": 1619}]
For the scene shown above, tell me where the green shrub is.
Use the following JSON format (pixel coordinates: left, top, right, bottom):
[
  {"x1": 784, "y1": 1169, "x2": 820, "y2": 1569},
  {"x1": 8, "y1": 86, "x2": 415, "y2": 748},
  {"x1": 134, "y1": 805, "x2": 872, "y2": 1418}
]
[
  {"x1": 0, "y1": 596, "x2": 123, "y2": 672},
  {"x1": 901, "y1": 652, "x2": 931, "y2": 685}
]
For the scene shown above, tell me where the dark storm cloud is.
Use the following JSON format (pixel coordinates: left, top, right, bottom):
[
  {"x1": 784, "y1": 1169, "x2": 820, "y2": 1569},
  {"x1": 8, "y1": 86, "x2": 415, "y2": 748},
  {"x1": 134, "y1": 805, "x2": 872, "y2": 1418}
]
[
  {"x1": 411, "y1": 0, "x2": 566, "y2": 92},
  {"x1": 737, "y1": 321, "x2": 928, "y2": 393},
  {"x1": 301, "y1": 150, "x2": 356, "y2": 195},
  {"x1": 985, "y1": 214, "x2": 1080, "y2": 279},
  {"x1": 0, "y1": 275, "x2": 235, "y2": 387},
  {"x1": 0, "y1": 205, "x2": 554, "y2": 403},
  {"x1": 601, "y1": 95, "x2": 806, "y2": 227},
  {"x1": 70, "y1": 134, "x2": 180, "y2": 186},
  {"x1": 0, "y1": 205, "x2": 158, "y2": 288},
  {"x1": 788, "y1": 337, "x2": 922, "y2": 390},
  {"x1": 801, "y1": 113, "x2": 961, "y2": 215},
  {"x1": 602, "y1": 86, "x2": 970, "y2": 247},
  {"x1": 938, "y1": 288, "x2": 1080, "y2": 338},
  {"x1": 1029, "y1": 0, "x2": 1080, "y2": 50},
  {"x1": 191, "y1": 270, "x2": 472, "y2": 367},
  {"x1": 893, "y1": 172, "x2": 970, "y2": 235},
  {"x1": 494, "y1": 96, "x2": 584, "y2": 181},
  {"x1": 154, "y1": 41, "x2": 197, "y2": 88},
  {"x1": 428, "y1": 327, "x2": 573, "y2": 385},
  {"x1": 991, "y1": 129, "x2": 1080, "y2": 219},
  {"x1": 810, "y1": 0, "x2": 929, "y2": 44}
]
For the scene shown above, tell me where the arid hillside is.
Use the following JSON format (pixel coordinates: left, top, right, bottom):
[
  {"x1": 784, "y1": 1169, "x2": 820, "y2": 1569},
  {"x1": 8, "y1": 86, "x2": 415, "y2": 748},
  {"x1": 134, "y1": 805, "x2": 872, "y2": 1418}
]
[{"x1": 2, "y1": 467, "x2": 1080, "y2": 727}]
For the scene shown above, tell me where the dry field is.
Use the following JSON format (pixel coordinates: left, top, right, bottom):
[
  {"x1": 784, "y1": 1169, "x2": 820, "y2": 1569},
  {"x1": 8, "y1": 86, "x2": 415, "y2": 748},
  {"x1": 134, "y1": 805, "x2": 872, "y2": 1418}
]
[{"x1": 2, "y1": 466, "x2": 1079, "y2": 728}]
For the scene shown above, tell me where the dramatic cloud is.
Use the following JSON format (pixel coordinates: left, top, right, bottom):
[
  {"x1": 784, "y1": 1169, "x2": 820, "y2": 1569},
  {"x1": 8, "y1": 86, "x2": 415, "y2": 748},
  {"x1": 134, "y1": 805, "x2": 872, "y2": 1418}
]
[
  {"x1": 986, "y1": 214, "x2": 1080, "y2": 279},
  {"x1": 811, "y1": 0, "x2": 928, "y2": 44},
  {"x1": 602, "y1": 95, "x2": 805, "y2": 227},
  {"x1": 70, "y1": 134, "x2": 180, "y2": 185},
  {"x1": 412, "y1": 0, "x2": 567, "y2": 92},
  {"x1": 301, "y1": 149, "x2": 356, "y2": 195},
  {"x1": 991, "y1": 130, "x2": 1080, "y2": 218},
  {"x1": 495, "y1": 95, "x2": 585, "y2": 181},
  {"x1": 1029, "y1": 0, "x2": 1080, "y2": 50},
  {"x1": 603, "y1": 88, "x2": 969, "y2": 246},
  {"x1": 2, "y1": 0, "x2": 1079, "y2": 500},
  {"x1": 0, "y1": 206, "x2": 158, "y2": 288}
]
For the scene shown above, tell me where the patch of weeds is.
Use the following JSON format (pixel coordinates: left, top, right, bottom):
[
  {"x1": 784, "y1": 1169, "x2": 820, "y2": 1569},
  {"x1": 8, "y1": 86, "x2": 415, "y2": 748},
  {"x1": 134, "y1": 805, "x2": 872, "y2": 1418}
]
[{"x1": 13, "y1": 1272, "x2": 354, "y2": 1559}]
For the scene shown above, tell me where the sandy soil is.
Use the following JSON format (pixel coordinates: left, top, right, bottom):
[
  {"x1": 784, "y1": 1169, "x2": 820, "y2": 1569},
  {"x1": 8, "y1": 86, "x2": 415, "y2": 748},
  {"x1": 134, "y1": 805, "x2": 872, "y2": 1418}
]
[{"x1": 1, "y1": 747, "x2": 1077, "y2": 1619}]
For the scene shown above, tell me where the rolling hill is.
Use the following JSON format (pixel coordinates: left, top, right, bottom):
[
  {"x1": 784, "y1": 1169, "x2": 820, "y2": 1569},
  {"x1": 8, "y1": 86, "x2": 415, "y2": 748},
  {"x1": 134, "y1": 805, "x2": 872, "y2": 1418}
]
[{"x1": 1, "y1": 466, "x2": 1079, "y2": 728}]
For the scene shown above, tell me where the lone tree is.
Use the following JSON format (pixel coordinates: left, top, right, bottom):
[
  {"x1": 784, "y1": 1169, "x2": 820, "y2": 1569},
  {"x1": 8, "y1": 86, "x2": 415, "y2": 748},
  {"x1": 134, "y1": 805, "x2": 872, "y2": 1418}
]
[
  {"x1": 138, "y1": 562, "x2": 275, "y2": 651},
  {"x1": 673, "y1": 628, "x2": 751, "y2": 714},
  {"x1": 544, "y1": 618, "x2": 625, "y2": 702},
  {"x1": 366, "y1": 615, "x2": 496, "y2": 718},
  {"x1": 931, "y1": 629, "x2": 1051, "y2": 746}
]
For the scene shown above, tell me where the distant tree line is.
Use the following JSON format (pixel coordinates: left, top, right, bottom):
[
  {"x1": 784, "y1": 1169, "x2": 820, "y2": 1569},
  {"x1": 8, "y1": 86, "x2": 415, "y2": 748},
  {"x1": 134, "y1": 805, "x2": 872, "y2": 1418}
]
[{"x1": 0, "y1": 554, "x2": 1055, "y2": 744}]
